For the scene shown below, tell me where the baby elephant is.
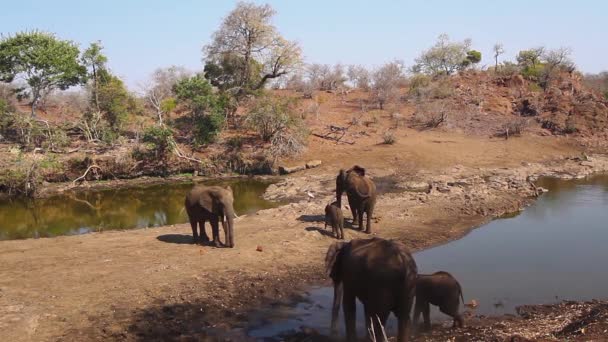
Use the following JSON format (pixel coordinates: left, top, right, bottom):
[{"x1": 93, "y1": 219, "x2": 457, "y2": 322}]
[
  {"x1": 413, "y1": 271, "x2": 464, "y2": 332},
  {"x1": 324, "y1": 201, "x2": 344, "y2": 239}
]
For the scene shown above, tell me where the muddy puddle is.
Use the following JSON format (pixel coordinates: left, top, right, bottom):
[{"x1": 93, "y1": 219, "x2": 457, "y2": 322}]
[
  {"x1": 0, "y1": 178, "x2": 278, "y2": 240},
  {"x1": 240, "y1": 174, "x2": 608, "y2": 340}
]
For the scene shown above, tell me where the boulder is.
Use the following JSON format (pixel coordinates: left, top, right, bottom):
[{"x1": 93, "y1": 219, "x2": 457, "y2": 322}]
[
  {"x1": 305, "y1": 160, "x2": 322, "y2": 169},
  {"x1": 401, "y1": 181, "x2": 431, "y2": 193},
  {"x1": 278, "y1": 165, "x2": 306, "y2": 175}
]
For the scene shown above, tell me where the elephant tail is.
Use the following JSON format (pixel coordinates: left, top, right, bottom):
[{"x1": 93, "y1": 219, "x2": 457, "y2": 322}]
[
  {"x1": 325, "y1": 241, "x2": 347, "y2": 281},
  {"x1": 459, "y1": 283, "x2": 464, "y2": 304}
]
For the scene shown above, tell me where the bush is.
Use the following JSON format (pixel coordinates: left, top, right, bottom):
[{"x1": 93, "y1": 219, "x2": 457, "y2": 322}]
[
  {"x1": 246, "y1": 96, "x2": 300, "y2": 142},
  {"x1": 0, "y1": 160, "x2": 40, "y2": 197},
  {"x1": 520, "y1": 64, "x2": 546, "y2": 82},
  {"x1": 143, "y1": 125, "x2": 174, "y2": 159},
  {"x1": 382, "y1": 131, "x2": 396, "y2": 144},
  {"x1": 409, "y1": 74, "x2": 431, "y2": 94}
]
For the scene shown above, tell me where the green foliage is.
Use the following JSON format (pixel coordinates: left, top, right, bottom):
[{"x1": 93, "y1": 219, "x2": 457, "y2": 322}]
[
  {"x1": 81, "y1": 41, "x2": 108, "y2": 111},
  {"x1": 160, "y1": 97, "x2": 177, "y2": 114},
  {"x1": 173, "y1": 74, "x2": 226, "y2": 144},
  {"x1": 203, "y1": 53, "x2": 263, "y2": 91},
  {"x1": 516, "y1": 48, "x2": 544, "y2": 68},
  {"x1": 143, "y1": 125, "x2": 174, "y2": 159},
  {"x1": 246, "y1": 96, "x2": 299, "y2": 142},
  {"x1": 0, "y1": 31, "x2": 86, "y2": 116},
  {"x1": 97, "y1": 69, "x2": 137, "y2": 131},
  {"x1": 0, "y1": 159, "x2": 40, "y2": 197},
  {"x1": 520, "y1": 63, "x2": 546, "y2": 81},
  {"x1": 466, "y1": 50, "x2": 482, "y2": 64},
  {"x1": 413, "y1": 34, "x2": 472, "y2": 75}
]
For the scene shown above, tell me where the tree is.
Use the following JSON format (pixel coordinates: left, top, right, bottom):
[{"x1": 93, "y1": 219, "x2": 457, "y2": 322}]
[
  {"x1": 203, "y1": 2, "x2": 302, "y2": 93},
  {"x1": 0, "y1": 31, "x2": 86, "y2": 117},
  {"x1": 144, "y1": 66, "x2": 190, "y2": 125},
  {"x1": 173, "y1": 74, "x2": 225, "y2": 144},
  {"x1": 539, "y1": 47, "x2": 576, "y2": 90},
  {"x1": 466, "y1": 50, "x2": 482, "y2": 64},
  {"x1": 371, "y1": 61, "x2": 404, "y2": 110},
  {"x1": 347, "y1": 65, "x2": 371, "y2": 90},
  {"x1": 413, "y1": 34, "x2": 472, "y2": 76},
  {"x1": 493, "y1": 43, "x2": 505, "y2": 69},
  {"x1": 96, "y1": 69, "x2": 137, "y2": 132},
  {"x1": 516, "y1": 47, "x2": 545, "y2": 68},
  {"x1": 81, "y1": 41, "x2": 107, "y2": 112}
]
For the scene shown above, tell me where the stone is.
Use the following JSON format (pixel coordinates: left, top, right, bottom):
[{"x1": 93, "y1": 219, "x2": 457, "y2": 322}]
[
  {"x1": 305, "y1": 160, "x2": 322, "y2": 169},
  {"x1": 278, "y1": 165, "x2": 306, "y2": 175},
  {"x1": 401, "y1": 181, "x2": 431, "y2": 193}
]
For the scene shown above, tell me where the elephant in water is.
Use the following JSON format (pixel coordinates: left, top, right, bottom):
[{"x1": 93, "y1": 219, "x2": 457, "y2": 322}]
[
  {"x1": 336, "y1": 165, "x2": 377, "y2": 234},
  {"x1": 184, "y1": 185, "x2": 236, "y2": 247},
  {"x1": 413, "y1": 271, "x2": 464, "y2": 332},
  {"x1": 326, "y1": 237, "x2": 418, "y2": 341}
]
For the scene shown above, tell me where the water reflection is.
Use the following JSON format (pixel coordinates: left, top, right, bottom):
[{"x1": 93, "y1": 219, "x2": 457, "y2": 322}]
[{"x1": 0, "y1": 178, "x2": 278, "y2": 240}]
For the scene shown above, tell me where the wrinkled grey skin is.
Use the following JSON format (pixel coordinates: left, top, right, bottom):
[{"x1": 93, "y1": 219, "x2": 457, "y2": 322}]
[
  {"x1": 184, "y1": 185, "x2": 236, "y2": 248},
  {"x1": 413, "y1": 271, "x2": 464, "y2": 332},
  {"x1": 336, "y1": 165, "x2": 377, "y2": 234},
  {"x1": 325, "y1": 201, "x2": 344, "y2": 240},
  {"x1": 326, "y1": 238, "x2": 418, "y2": 342}
]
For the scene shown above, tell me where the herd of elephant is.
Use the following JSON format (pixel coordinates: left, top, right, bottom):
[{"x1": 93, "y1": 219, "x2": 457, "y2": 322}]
[{"x1": 183, "y1": 165, "x2": 464, "y2": 341}]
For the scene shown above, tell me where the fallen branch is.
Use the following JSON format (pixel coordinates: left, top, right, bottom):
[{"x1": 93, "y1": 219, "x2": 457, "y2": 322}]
[
  {"x1": 72, "y1": 165, "x2": 101, "y2": 185},
  {"x1": 170, "y1": 140, "x2": 204, "y2": 163},
  {"x1": 312, "y1": 133, "x2": 355, "y2": 145}
]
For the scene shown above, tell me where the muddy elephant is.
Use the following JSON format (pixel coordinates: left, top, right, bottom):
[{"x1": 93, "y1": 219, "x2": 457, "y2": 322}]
[
  {"x1": 184, "y1": 185, "x2": 236, "y2": 248},
  {"x1": 326, "y1": 237, "x2": 418, "y2": 341},
  {"x1": 325, "y1": 201, "x2": 344, "y2": 239},
  {"x1": 336, "y1": 165, "x2": 377, "y2": 234},
  {"x1": 413, "y1": 271, "x2": 464, "y2": 332}
]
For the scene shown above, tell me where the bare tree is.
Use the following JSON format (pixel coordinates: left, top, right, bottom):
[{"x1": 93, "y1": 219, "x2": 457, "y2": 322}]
[
  {"x1": 143, "y1": 66, "x2": 190, "y2": 125},
  {"x1": 371, "y1": 61, "x2": 404, "y2": 110},
  {"x1": 203, "y1": 2, "x2": 302, "y2": 92},
  {"x1": 347, "y1": 65, "x2": 371, "y2": 90},
  {"x1": 493, "y1": 43, "x2": 505, "y2": 70}
]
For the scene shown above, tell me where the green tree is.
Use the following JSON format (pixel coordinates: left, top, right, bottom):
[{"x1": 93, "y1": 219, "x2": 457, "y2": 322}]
[
  {"x1": 516, "y1": 47, "x2": 545, "y2": 68},
  {"x1": 203, "y1": 2, "x2": 302, "y2": 93},
  {"x1": 97, "y1": 69, "x2": 136, "y2": 132},
  {"x1": 413, "y1": 34, "x2": 472, "y2": 76},
  {"x1": 173, "y1": 75, "x2": 225, "y2": 144},
  {"x1": 0, "y1": 31, "x2": 86, "y2": 117},
  {"x1": 81, "y1": 41, "x2": 108, "y2": 112}
]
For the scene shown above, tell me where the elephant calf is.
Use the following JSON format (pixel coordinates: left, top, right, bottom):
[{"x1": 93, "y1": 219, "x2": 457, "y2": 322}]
[
  {"x1": 413, "y1": 271, "x2": 464, "y2": 332},
  {"x1": 324, "y1": 201, "x2": 344, "y2": 239}
]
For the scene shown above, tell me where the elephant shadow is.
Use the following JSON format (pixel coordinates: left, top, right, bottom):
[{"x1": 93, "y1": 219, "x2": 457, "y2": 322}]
[
  {"x1": 305, "y1": 226, "x2": 336, "y2": 238},
  {"x1": 157, "y1": 234, "x2": 193, "y2": 244},
  {"x1": 297, "y1": 214, "x2": 325, "y2": 223}
]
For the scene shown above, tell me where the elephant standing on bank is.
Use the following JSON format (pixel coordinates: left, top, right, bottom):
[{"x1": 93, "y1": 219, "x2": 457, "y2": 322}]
[
  {"x1": 326, "y1": 237, "x2": 418, "y2": 342},
  {"x1": 336, "y1": 165, "x2": 377, "y2": 234},
  {"x1": 413, "y1": 271, "x2": 464, "y2": 331},
  {"x1": 184, "y1": 185, "x2": 236, "y2": 248}
]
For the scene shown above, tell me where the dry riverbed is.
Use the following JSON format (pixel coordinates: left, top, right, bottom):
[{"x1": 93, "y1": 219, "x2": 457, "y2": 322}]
[{"x1": 1, "y1": 141, "x2": 608, "y2": 341}]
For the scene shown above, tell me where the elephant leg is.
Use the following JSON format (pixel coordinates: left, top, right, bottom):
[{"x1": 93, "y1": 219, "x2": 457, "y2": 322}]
[
  {"x1": 330, "y1": 281, "x2": 343, "y2": 337},
  {"x1": 413, "y1": 299, "x2": 423, "y2": 334},
  {"x1": 358, "y1": 209, "x2": 364, "y2": 232},
  {"x1": 339, "y1": 221, "x2": 344, "y2": 240},
  {"x1": 199, "y1": 219, "x2": 210, "y2": 242},
  {"x1": 343, "y1": 288, "x2": 357, "y2": 342},
  {"x1": 365, "y1": 206, "x2": 373, "y2": 234},
  {"x1": 189, "y1": 219, "x2": 199, "y2": 243},
  {"x1": 210, "y1": 217, "x2": 221, "y2": 247},
  {"x1": 221, "y1": 215, "x2": 229, "y2": 247},
  {"x1": 423, "y1": 302, "x2": 431, "y2": 331},
  {"x1": 440, "y1": 304, "x2": 464, "y2": 328}
]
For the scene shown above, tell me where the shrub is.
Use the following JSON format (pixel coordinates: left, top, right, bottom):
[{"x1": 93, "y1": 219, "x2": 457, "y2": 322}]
[
  {"x1": 142, "y1": 125, "x2": 174, "y2": 159},
  {"x1": 409, "y1": 74, "x2": 431, "y2": 93},
  {"x1": 520, "y1": 64, "x2": 546, "y2": 82},
  {"x1": 382, "y1": 131, "x2": 396, "y2": 144},
  {"x1": 0, "y1": 160, "x2": 40, "y2": 197},
  {"x1": 246, "y1": 96, "x2": 300, "y2": 142}
]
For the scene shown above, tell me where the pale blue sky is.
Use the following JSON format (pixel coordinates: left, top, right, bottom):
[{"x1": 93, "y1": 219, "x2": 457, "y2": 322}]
[{"x1": 2, "y1": 0, "x2": 606, "y2": 88}]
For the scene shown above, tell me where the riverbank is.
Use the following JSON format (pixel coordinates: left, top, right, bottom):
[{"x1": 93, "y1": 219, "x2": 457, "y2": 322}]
[{"x1": 1, "y1": 132, "x2": 608, "y2": 341}]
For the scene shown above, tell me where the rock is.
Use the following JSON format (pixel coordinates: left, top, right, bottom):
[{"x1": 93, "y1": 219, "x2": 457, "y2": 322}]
[
  {"x1": 401, "y1": 181, "x2": 431, "y2": 193},
  {"x1": 436, "y1": 185, "x2": 451, "y2": 193},
  {"x1": 278, "y1": 165, "x2": 306, "y2": 175},
  {"x1": 581, "y1": 161, "x2": 594, "y2": 167},
  {"x1": 305, "y1": 160, "x2": 322, "y2": 169},
  {"x1": 256, "y1": 245, "x2": 263, "y2": 252}
]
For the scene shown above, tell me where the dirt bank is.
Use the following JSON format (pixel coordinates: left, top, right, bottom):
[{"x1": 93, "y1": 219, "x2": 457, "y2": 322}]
[{"x1": 1, "y1": 132, "x2": 607, "y2": 341}]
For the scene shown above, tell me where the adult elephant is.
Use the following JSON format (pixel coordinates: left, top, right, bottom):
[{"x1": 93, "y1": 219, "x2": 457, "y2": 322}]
[
  {"x1": 336, "y1": 165, "x2": 377, "y2": 233},
  {"x1": 184, "y1": 185, "x2": 236, "y2": 247},
  {"x1": 326, "y1": 237, "x2": 418, "y2": 341}
]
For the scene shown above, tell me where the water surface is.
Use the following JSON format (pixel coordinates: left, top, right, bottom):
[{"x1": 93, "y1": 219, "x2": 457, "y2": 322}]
[
  {"x1": 0, "y1": 178, "x2": 278, "y2": 240},
  {"x1": 245, "y1": 174, "x2": 608, "y2": 338}
]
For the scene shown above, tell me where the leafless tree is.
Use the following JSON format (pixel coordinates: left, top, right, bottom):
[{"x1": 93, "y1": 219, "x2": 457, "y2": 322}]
[
  {"x1": 203, "y1": 2, "x2": 302, "y2": 91},
  {"x1": 493, "y1": 43, "x2": 505, "y2": 70},
  {"x1": 347, "y1": 65, "x2": 371, "y2": 90},
  {"x1": 142, "y1": 66, "x2": 190, "y2": 125},
  {"x1": 371, "y1": 61, "x2": 404, "y2": 110}
]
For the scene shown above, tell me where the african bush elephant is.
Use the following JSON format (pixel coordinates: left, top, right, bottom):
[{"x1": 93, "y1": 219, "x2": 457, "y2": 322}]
[
  {"x1": 184, "y1": 185, "x2": 236, "y2": 248},
  {"x1": 336, "y1": 165, "x2": 377, "y2": 234},
  {"x1": 326, "y1": 237, "x2": 418, "y2": 341},
  {"x1": 413, "y1": 271, "x2": 464, "y2": 331},
  {"x1": 325, "y1": 201, "x2": 344, "y2": 239}
]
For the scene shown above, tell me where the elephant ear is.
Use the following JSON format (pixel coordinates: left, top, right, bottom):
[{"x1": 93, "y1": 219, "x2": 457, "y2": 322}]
[
  {"x1": 351, "y1": 165, "x2": 366, "y2": 177},
  {"x1": 325, "y1": 241, "x2": 347, "y2": 279}
]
